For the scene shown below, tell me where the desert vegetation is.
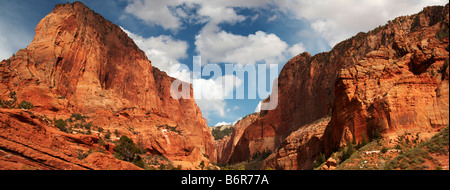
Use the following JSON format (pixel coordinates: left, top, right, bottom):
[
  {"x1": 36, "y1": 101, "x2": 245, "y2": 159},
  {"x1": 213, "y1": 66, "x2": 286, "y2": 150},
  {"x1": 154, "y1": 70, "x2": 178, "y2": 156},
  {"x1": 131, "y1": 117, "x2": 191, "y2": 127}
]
[
  {"x1": 384, "y1": 126, "x2": 449, "y2": 170},
  {"x1": 315, "y1": 126, "x2": 449, "y2": 170},
  {"x1": 211, "y1": 126, "x2": 233, "y2": 140}
]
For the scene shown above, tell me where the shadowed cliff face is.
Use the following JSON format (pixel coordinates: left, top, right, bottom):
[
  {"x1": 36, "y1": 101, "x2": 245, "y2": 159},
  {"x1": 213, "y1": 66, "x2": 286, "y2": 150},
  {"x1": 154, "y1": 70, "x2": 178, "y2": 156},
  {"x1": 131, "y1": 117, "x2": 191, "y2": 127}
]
[
  {"x1": 219, "y1": 4, "x2": 449, "y2": 169},
  {"x1": 0, "y1": 2, "x2": 216, "y2": 169}
]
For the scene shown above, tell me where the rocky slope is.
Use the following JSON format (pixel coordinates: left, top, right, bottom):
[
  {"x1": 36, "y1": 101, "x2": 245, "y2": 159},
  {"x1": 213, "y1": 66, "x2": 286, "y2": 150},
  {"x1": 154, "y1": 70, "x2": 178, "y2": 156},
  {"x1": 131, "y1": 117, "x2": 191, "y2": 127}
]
[
  {"x1": 0, "y1": 108, "x2": 141, "y2": 170},
  {"x1": 220, "y1": 4, "x2": 449, "y2": 169},
  {"x1": 0, "y1": 2, "x2": 215, "y2": 169}
]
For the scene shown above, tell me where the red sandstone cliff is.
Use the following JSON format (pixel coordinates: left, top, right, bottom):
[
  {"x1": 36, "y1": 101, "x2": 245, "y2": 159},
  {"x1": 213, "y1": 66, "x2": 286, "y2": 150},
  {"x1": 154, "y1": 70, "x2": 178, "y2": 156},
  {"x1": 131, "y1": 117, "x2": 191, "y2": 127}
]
[
  {"x1": 221, "y1": 4, "x2": 449, "y2": 169},
  {"x1": 0, "y1": 2, "x2": 215, "y2": 169},
  {"x1": 323, "y1": 4, "x2": 449, "y2": 155},
  {"x1": 216, "y1": 113, "x2": 259, "y2": 164}
]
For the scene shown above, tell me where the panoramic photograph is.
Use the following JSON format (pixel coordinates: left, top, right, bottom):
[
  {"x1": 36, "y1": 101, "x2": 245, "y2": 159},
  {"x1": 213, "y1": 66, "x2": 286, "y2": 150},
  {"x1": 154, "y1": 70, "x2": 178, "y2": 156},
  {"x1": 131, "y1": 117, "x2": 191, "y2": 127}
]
[{"x1": 0, "y1": 0, "x2": 448, "y2": 179}]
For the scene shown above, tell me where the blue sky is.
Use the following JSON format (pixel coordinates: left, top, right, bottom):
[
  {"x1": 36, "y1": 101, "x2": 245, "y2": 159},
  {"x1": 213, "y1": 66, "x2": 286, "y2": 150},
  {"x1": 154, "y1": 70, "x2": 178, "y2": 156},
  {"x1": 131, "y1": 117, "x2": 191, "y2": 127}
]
[{"x1": 0, "y1": 0, "x2": 447, "y2": 126}]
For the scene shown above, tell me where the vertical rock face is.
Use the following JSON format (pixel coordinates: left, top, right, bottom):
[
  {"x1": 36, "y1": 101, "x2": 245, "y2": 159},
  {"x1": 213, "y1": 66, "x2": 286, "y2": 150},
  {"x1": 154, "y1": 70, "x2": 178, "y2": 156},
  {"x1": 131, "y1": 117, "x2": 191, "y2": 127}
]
[
  {"x1": 216, "y1": 113, "x2": 259, "y2": 164},
  {"x1": 221, "y1": 4, "x2": 449, "y2": 168},
  {"x1": 0, "y1": 2, "x2": 216, "y2": 169},
  {"x1": 264, "y1": 117, "x2": 330, "y2": 170},
  {"x1": 19, "y1": 2, "x2": 159, "y2": 113}
]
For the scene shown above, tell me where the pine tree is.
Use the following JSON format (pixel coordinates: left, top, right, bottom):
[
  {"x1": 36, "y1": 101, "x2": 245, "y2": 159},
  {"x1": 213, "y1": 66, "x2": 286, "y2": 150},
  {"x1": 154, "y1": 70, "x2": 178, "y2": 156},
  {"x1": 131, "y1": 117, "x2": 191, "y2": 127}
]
[{"x1": 361, "y1": 131, "x2": 368, "y2": 146}]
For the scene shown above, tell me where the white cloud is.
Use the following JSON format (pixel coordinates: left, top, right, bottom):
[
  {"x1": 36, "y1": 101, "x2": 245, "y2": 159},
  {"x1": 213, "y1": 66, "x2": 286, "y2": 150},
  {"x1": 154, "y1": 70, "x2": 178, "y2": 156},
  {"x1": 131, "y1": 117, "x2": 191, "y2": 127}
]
[
  {"x1": 214, "y1": 121, "x2": 231, "y2": 126},
  {"x1": 193, "y1": 75, "x2": 242, "y2": 100},
  {"x1": 124, "y1": 0, "x2": 182, "y2": 31},
  {"x1": 197, "y1": 5, "x2": 246, "y2": 24},
  {"x1": 195, "y1": 23, "x2": 289, "y2": 65},
  {"x1": 267, "y1": 14, "x2": 278, "y2": 22},
  {"x1": 122, "y1": 27, "x2": 191, "y2": 82},
  {"x1": 124, "y1": 0, "x2": 274, "y2": 32},
  {"x1": 251, "y1": 14, "x2": 260, "y2": 22},
  {"x1": 215, "y1": 116, "x2": 243, "y2": 127},
  {"x1": 193, "y1": 74, "x2": 242, "y2": 117},
  {"x1": 277, "y1": 0, "x2": 448, "y2": 47},
  {"x1": 255, "y1": 101, "x2": 262, "y2": 113},
  {"x1": 287, "y1": 42, "x2": 306, "y2": 57}
]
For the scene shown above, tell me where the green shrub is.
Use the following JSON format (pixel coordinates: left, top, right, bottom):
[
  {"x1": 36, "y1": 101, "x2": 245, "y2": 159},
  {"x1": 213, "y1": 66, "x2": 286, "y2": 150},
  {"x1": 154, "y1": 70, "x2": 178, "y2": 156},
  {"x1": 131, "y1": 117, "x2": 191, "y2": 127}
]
[
  {"x1": 251, "y1": 149, "x2": 272, "y2": 161},
  {"x1": 438, "y1": 58, "x2": 448, "y2": 80},
  {"x1": 55, "y1": 118, "x2": 68, "y2": 132},
  {"x1": 410, "y1": 15, "x2": 421, "y2": 31},
  {"x1": 341, "y1": 141, "x2": 355, "y2": 162},
  {"x1": 372, "y1": 128, "x2": 382, "y2": 140},
  {"x1": 77, "y1": 149, "x2": 92, "y2": 160},
  {"x1": 133, "y1": 155, "x2": 146, "y2": 169},
  {"x1": 70, "y1": 113, "x2": 86, "y2": 122},
  {"x1": 381, "y1": 146, "x2": 388, "y2": 153},
  {"x1": 199, "y1": 160, "x2": 205, "y2": 170},
  {"x1": 104, "y1": 130, "x2": 111, "y2": 139},
  {"x1": 18, "y1": 100, "x2": 34, "y2": 110},
  {"x1": 211, "y1": 126, "x2": 233, "y2": 140},
  {"x1": 314, "y1": 152, "x2": 327, "y2": 168},
  {"x1": 114, "y1": 135, "x2": 144, "y2": 162},
  {"x1": 359, "y1": 132, "x2": 368, "y2": 148},
  {"x1": 1, "y1": 90, "x2": 17, "y2": 108},
  {"x1": 436, "y1": 29, "x2": 449, "y2": 41}
]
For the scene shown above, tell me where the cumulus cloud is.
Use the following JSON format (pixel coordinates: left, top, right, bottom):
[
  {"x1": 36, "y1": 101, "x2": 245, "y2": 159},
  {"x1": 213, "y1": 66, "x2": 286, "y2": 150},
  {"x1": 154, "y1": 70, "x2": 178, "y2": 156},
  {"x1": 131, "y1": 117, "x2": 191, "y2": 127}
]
[
  {"x1": 122, "y1": 27, "x2": 191, "y2": 82},
  {"x1": 193, "y1": 74, "x2": 242, "y2": 117},
  {"x1": 124, "y1": 0, "x2": 182, "y2": 31},
  {"x1": 214, "y1": 116, "x2": 243, "y2": 127},
  {"x1": 287, "y1": 42, "x2": 306, "y2": 57},
  {"x1": 193, "y1": 75, "x2": 242, "y2": 100},
  {"x1": 197, "y1": 4, "x2": 246, "y2": 24},
  {"x1": 195, "y1": 23, "x2": 289, "y2": 65},
  {"x1": 214, "y1": 121, "x2": 231, "y2": 127},
  {"x1": 122, "y1": 1, "x2": 305, "y2": 67},
  {"x1": 123, "y1": 0, "x2": 271, "y2": 31}
]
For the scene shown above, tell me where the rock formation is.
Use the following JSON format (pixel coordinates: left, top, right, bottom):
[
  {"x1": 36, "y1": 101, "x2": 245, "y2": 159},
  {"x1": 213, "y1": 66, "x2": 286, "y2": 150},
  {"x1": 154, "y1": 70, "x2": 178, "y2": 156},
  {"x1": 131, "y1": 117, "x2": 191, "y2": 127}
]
[
  {"x1": 0, "y1": 108, "x2": 141, "y2": 170},
  {"x1": 219, "y1": 4, "x2": 449, "y2": 169},
  {"x1": 216, "y1": 113, "x2": 259, "y2": 164},
  {"x1": 323, "y1": 3, "x2": 449, "y2": 155},
  {"x1": 0, "y1": 2, "x2": 215, "y2": 169},
  {"x1": 263, "y1": 116, "x2": 330, "y2": 170}
]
